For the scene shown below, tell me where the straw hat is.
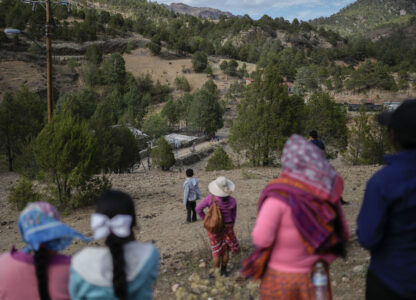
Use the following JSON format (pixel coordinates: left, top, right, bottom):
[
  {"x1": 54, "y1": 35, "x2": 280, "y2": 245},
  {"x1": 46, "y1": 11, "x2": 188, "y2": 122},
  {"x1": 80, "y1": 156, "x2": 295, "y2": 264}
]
[{"x1": 208, "y1": 176, "x2": 235, "y2": 197}]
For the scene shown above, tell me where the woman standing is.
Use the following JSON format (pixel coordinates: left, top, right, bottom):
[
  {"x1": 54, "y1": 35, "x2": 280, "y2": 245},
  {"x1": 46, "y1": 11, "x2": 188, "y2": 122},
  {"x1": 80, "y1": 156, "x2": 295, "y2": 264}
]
[
  {"x1": 0, "y1": 202, "x2": 90, "y2": 300},
  {"x1": 196, "y1": 176, "x2": 240, "y2": 276},
  {"x1": 69, "y1": 190, "x2": 159, "y2": 300},
  {"x1": 252, "y1": 135, "x2": 349, "y2": 299}
]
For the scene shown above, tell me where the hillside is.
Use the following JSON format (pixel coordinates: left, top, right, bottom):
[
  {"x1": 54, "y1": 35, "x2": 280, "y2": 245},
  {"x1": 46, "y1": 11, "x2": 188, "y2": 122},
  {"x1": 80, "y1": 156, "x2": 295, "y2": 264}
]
[
  {"x1": 311, "y1": 0, "x2": 416, "y2": 36},
  {"x1": 164, "y1": 2, "x2": 234, "y2": 19}
]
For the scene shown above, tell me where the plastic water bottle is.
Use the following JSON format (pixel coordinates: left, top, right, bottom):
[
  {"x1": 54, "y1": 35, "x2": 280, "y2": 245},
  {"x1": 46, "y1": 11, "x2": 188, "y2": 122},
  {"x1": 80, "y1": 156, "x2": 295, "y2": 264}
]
[{"x1": 312, "y1": 262, "x2": 328, "y2": 300}]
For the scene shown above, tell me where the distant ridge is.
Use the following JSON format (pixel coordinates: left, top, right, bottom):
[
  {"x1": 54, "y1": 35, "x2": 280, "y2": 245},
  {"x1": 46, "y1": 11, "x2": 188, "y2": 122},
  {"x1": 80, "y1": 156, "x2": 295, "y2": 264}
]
[
  {"x1": 311, "y1": 0, "x2": 416, "y2": 36},
  {"x1": 164, "y1": 2, "x2": 234, "y2": 19}
]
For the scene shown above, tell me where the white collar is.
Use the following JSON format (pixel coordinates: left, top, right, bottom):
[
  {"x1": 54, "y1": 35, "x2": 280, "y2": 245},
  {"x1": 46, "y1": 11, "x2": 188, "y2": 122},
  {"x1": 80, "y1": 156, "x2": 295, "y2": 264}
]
[{"x1": 71, "y1": 241, "x2": 154, "y2": 287}]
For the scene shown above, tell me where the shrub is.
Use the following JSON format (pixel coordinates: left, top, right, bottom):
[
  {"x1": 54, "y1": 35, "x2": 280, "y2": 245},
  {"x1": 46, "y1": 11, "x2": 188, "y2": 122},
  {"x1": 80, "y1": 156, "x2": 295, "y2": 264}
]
[
  {"x1": 206, "y1": 148, "x2": 233, "y2": 171},
  {"x1": 151, "y1": 138, "x2": 175, "y2": 171},
  {"x1": 8, "y1": 178, "x2": 41, "y2": 210},
  {"x1": 174, "y1": 76, "x2": 191, "y2": 92}
]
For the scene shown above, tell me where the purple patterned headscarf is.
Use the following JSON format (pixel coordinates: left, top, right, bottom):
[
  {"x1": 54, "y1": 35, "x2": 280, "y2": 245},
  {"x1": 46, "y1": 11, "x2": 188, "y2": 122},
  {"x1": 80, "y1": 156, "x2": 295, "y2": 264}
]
[{"x1": 281, "y1": 134, "x2": 340, "y2": 202}]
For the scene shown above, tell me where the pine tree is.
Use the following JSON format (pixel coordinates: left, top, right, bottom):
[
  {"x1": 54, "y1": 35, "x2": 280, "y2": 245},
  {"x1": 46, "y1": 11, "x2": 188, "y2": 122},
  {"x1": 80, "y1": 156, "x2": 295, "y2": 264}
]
[{"x1": 151, "y1": 138, "x2": 175, "y2": 171}]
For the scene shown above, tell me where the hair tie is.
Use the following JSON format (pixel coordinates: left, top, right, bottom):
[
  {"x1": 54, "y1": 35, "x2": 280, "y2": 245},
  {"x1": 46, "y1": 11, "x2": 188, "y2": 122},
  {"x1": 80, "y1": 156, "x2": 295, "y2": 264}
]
[{"x1": 90, "y1": 213, "x2": 133, "y2": 240}]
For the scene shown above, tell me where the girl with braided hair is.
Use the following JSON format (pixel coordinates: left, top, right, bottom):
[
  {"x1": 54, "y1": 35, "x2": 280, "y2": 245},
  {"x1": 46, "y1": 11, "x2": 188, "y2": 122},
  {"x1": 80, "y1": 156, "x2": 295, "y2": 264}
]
[
  {"x1": 70, "y1": 190, "x2": 159, "y2": 300},
  {"x1": 0, "y1": 202, "x2": 90, "y2": 300}
]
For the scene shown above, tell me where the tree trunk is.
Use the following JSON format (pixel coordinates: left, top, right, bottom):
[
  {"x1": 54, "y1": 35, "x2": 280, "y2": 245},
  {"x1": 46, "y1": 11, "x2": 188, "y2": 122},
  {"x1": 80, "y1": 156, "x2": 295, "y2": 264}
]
[{"x1": 6, "y1": 146, "x2": 13, "y2": 172}]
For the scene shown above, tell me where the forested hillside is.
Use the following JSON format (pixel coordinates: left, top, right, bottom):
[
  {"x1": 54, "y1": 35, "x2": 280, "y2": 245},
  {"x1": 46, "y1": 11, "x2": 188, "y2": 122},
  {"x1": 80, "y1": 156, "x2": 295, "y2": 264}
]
[{"x1": 311, "y1": 0, "x2": 416, "y2": 36}]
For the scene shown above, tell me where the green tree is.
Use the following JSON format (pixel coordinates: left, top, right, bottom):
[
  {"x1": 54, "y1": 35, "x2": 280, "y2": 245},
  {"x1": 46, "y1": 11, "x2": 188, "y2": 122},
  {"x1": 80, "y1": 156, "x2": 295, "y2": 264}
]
[
  {"x1": 101, "y1": 53, "x2": 126, "y2": 87},
  {"x1": 85, "y1": 44, "x2": 103, "y2": 65},
  {"x1": 192, "y1": 51, "x2": 208, "y2": 73},
  {"x1": 33, "y1": 113, "x2": 100, "y2": 206},
  {"x1": 303, "y1": 92, "x2": 348, "y2": 152},
  {"x1": 142, "y1": 113, "x2": 169, "y2": 139},
  {"x1": 98, "y1": 125, "x2": 141, "y2": 173},
  {"x1": 230, "y1": 65, "x2": 304, "y2": 166},
  {"x1": 187, "y1": 89, "x2": 223, "y2": 137},
  {"x1": 344, "y1": 106, "x2": 392, "y2": 165},
  {"x1": 149, "y1": 35, "x2": 161, "y2": 55},
  {"x1": 0, "y1": 87, "x2": 45, "y2": 171},
  {"x1": 56, "y1": 88, "x2": 99, "y2": 120},
  {"x1": 151, "y1": 137, "x2": 175, "y2": 171},
  {"x1": 161, "y1": 99, "x2": 179, "y2": 126},
  {"x1": 81, "y1": 62, "x2": 101, "y2": 87},
  {"x1": 206, "y1": 148, "x2": 233, "y2": 171}
]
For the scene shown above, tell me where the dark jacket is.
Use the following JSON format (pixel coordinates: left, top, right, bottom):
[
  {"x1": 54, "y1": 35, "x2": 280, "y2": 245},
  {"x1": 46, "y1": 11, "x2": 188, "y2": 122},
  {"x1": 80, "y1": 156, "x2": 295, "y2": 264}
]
[{"x1": 357, "y1": 151, "x2": 416, "y2": 299}]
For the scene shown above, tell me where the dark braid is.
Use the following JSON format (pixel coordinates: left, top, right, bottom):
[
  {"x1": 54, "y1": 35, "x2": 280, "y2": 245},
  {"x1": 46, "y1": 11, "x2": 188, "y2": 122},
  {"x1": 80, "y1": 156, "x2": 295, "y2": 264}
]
[
  {"x1": 33, "y1": 247, "x2": 51, "y2": 300},
  {"x1": 96, "y1": 190, "x2": 137, "y2": 300},
  {"x1": 106, "y1": 235, "x2": 128, "y2": 300}
]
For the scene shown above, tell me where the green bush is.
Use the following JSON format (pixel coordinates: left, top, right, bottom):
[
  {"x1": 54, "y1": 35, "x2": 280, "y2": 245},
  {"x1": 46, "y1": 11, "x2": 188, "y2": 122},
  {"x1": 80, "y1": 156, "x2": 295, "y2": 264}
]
[
  {"x1": 151, "y1": 138, "x2": 175, "y2": 171},
  {"x1": 69, "y1": 176, "x2": 111, "y2": 208},
  {"x1": 206, "y1": 148, "x2": 233, "y2": 171},
  {"x1": 174, "y1": 76, "x2": 191, "y2": 92},
  {"x1": 8, "y1": 178, "x2": 41, "y2": 210}
]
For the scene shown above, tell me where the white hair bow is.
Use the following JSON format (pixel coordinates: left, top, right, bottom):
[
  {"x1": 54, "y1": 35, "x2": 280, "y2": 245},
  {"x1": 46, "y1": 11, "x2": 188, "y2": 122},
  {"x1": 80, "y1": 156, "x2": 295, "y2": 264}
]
[{"x1": 90, "y1": 213, "x2": 133, "y2": 240}]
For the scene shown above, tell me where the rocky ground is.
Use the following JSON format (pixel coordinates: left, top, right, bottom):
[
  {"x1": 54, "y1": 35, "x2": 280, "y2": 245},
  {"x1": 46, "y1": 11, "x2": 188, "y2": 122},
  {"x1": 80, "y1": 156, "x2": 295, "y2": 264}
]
[{"x1": 0, "y1": 156, "x2": 380, "y2": 299}]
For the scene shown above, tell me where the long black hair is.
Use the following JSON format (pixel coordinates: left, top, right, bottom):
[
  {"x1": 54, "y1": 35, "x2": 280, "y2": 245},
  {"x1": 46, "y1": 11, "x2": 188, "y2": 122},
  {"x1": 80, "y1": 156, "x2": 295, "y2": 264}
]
[
  {"x1": 34, "y1": 246, "x2": 51, "y2": 300},
  {"x1": 96, "y1": 190, "x2": 136, "y2": 300}
]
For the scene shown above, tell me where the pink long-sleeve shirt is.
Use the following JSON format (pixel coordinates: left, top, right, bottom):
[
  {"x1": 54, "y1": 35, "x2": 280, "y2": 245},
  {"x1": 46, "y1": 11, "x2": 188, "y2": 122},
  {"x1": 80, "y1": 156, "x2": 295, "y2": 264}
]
[
  {"x1": 252, "y1": 197, "x2": 348, "y2": 273},
  {"x1": 0, "y1": 248, "x2": 71, "y2": 300},
  {"x1": 196, "y1": 195, "x2": 237, "y2": 224}
]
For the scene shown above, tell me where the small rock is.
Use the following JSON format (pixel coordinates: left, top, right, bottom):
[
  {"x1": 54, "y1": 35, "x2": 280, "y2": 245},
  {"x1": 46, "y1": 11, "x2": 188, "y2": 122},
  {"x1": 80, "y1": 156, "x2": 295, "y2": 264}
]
[
  {"x1": 7, "y1": 226, "x2": 11, "y2": 230},
  {"x1": 342, "y1": 276, "x2": 350, "y2": 283},
  {"x1": 199, "y1": 262, "x2": 206, "y2": 268},
  {"x1": 177, "y1": 272, "x2": 181, "y2": 276},
  {"x1": 331, "y1": 280, "x2": 337, "y2": 287},
  {"x1": 353, "y1": 265, "x2": 364, "y2": 272},
  {"x1": 171, "y1": 284, "x2": 179, "y2": 292}
]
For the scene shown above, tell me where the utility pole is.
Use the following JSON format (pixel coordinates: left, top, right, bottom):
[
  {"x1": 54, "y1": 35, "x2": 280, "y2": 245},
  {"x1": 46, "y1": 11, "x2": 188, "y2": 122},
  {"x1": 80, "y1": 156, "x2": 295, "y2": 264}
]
[
  {"x1": 20, "y1": 0, "x2": 71, "y2": 122},
  {"x1": 46, "y1": 0, "x2": 53, "y2": 122}
]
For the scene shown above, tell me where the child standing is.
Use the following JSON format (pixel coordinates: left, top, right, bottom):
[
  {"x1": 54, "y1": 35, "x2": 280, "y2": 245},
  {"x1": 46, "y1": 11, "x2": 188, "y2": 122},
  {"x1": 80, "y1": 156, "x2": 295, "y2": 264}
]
[{"x1": 183, "y1": 168, "x2": 202, "y2": 223}]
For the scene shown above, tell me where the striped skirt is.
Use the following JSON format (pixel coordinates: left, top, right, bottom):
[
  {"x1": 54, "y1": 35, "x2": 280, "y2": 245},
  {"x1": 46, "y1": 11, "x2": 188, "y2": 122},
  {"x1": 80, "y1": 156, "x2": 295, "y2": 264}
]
[
  {"x1": 207, "y1": 224, "x2": 241, "y2": 258},
  {"x1": 260, "y1": 267, "x2": 328, "y2": 300}
]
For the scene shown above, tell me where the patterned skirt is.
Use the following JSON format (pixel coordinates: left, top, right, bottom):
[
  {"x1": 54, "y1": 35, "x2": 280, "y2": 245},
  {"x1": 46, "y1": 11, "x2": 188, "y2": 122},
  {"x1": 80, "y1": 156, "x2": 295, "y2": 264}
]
[
  {"x1": 207, "y1": 224, "x2": 241, "y2": 258},
  {"x1": 260, "y1": 268, "x2": 319, "y2": 300}
]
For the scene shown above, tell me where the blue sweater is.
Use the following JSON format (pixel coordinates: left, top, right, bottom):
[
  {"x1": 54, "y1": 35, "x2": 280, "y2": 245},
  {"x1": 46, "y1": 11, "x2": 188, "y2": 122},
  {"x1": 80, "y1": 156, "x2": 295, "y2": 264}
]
[{"x1": 357, "y1": 151, "x2": 416, "y2": 299}]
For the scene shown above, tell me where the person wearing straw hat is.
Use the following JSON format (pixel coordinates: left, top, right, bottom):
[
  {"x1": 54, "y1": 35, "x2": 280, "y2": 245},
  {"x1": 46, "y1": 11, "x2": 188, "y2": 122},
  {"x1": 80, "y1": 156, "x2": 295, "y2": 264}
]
[
  {"x1": 0, "y1": 202, "x2": 90, "y2": 300},
  {"x1": 196, "y1": 176, "x2": 241, "y2": 276}
]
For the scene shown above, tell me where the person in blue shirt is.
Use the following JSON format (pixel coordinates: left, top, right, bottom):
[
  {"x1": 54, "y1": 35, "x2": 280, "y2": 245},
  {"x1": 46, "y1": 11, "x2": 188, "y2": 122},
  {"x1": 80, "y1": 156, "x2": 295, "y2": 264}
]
[
  {"x1": 357, "y1": 99, "x2": 416, "y2": 300},
  {"x1": 308, "y1": 130, "x2": 325, "y2": 151},
  {"x1": 70, "y1": 190, "x2": 159, "y2": 300},
  {"x1": 183, "y1": 168, "x2": 202, "y2": 223}
]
